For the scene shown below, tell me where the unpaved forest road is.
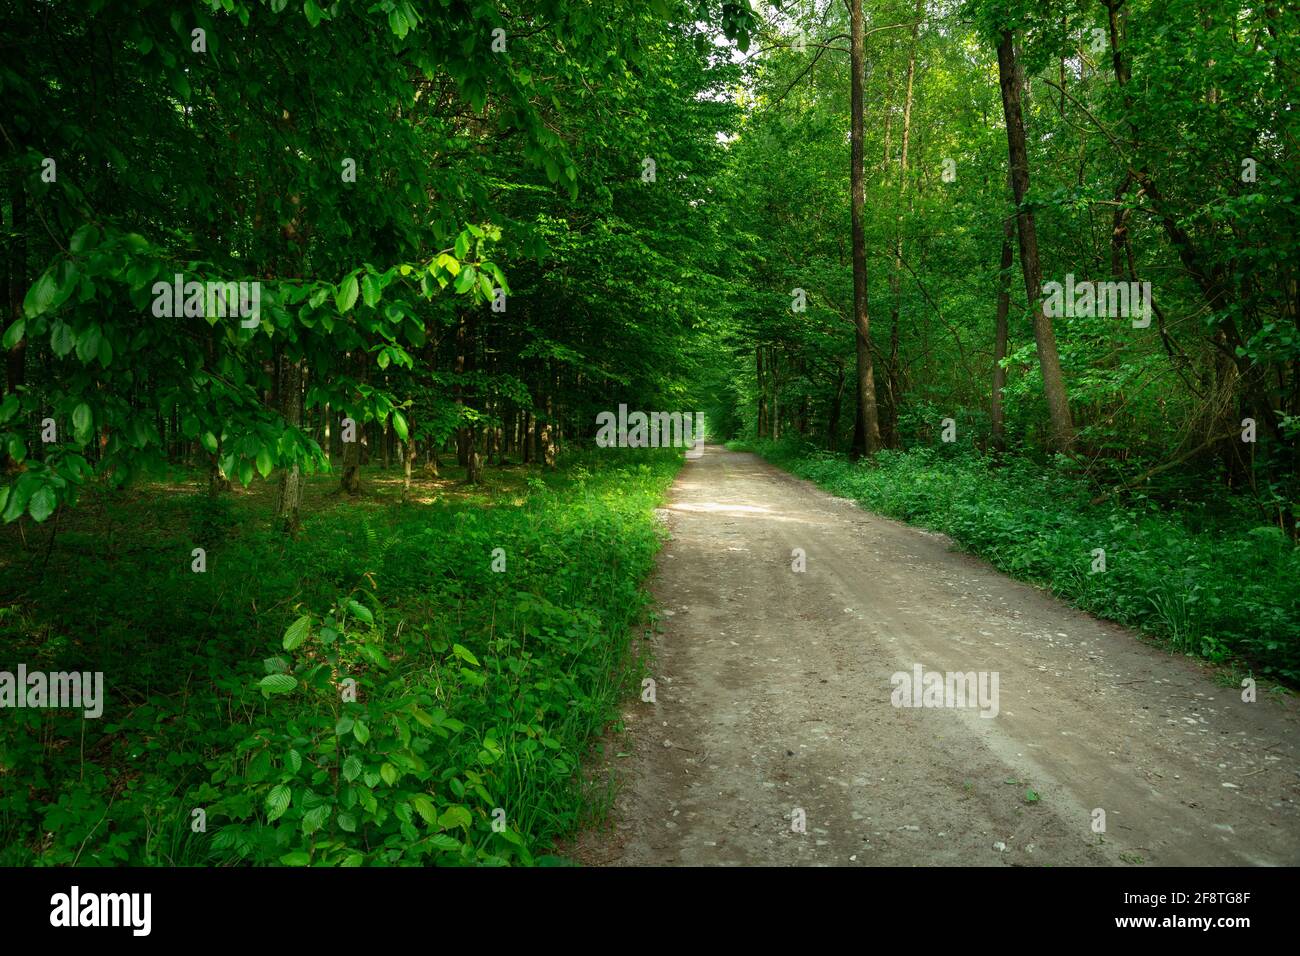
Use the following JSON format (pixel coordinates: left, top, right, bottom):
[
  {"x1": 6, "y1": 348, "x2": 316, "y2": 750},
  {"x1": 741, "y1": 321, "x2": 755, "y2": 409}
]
[{"x1": 580, "y1": 445, "x2": 1300, "y2": 866}]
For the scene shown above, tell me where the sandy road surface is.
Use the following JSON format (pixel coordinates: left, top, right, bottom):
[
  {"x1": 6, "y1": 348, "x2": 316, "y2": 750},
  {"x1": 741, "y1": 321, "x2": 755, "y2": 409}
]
[{"x1": 578, "y1": 445, "x2": 1300, "y2": 866}]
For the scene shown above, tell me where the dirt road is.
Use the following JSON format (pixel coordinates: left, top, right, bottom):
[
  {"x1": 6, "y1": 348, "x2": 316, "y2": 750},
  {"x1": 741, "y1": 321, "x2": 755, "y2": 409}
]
[{"x1": 582, "y1": 445, "x2": 1300, "y2": 866}]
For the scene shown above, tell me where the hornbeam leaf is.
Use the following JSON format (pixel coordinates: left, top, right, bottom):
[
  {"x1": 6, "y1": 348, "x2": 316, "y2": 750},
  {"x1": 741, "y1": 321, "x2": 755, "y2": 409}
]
[{"x1": 335, "y1": 274, "x2": 359, "y2": 313}]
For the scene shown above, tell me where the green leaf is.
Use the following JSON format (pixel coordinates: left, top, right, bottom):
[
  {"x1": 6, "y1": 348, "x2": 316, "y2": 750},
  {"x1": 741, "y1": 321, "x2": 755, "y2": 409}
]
[
  {"x1": 391, "y1": 411, "x2": 409, "y2": 441},
  {"x1": 75, "y1": 326, "x2": 101, "y2": 364},
  {"x1": 200, "y1": 431, "x2": 219, "y2": 455},
  {"x1": 258, "y1": 673, "x2": 297, "y2": 697},
  {"x1": 352, "y1": 721, "x2": 370, "y2": 744},
  {"x1": 70, "y1": 403, "x2": 92, "y2": 443},
  {"x1": 342, "y1": 755, "x2": 362, "y2": 782},
  {"x1": 452, "y1": 643, "x2": 480, "y2": 667},
  {"x1": 22, "y1": 271, "x2": 58, "y2": 319},
  {"x1": 50, "y1": 322, "x2": 76, "y2": 357},
  {"x1": 2, "y1": 319, "x2": 25, "y2": 349},
  {"x1": 279, "y1": 851, "x2": 310, "y2": 866},
  {"x1": 256, "y1": 445, "x2": 273, "y2": 478},
  {"x1": 27, "y1": 486, "x2": 56, "y2": 523},
  {"x1": 266, "y1": 784, "x2": 292, "y2": 821},
  {"x1": 282, "y1": 614, "x2": 311, "y2": 651},
  {"x1": 362, "y1": 273, "x2": 381, "y2": 308},
  {"x1": 379, "y1": 762, "x2": 399, "y2": 786},
  {"x1": 410, "y1": 793, "x2": 438, "y2": 826},
  {"x1": 454, "y1": 265, "x2": 476, "y2": 294},
  {"x1": 3, "y1": 480, "x2": 31, "y2": 522},
  {"x1": 437, "y1": 805, "x2": 472, "y2": 831},
  {"x1": 335, "y1": 274, "x2": 359, "y2": 313},
  {"x1": 346, "y1": 599, "x2": 373, "y2": 625},
  {"x1": 301, "y1": 804, "x2": 330, "y2": 834},
  {"x1": 69, "y1": 224, "x2": 100, "y2": 253}
]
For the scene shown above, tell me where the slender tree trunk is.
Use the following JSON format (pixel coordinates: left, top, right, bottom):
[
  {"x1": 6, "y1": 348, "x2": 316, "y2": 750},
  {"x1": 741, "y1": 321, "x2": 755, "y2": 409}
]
[
  {"x1": 275, "y1": 356, "x2": 305, "y2": 532},
  {"x1": 996, "y1": 29, "x2": 1075, "y2": 453},
  {"x1": 849, "y1": 0, "x2": 883, "y2": 459},
  {"x1": 402, "y1": 435, "x2": 415, "y2": 499},
  {"x1": 541, "y1": 387, "x2": 556, "y2": 467},
  {"x1": 463, "y1": 428, "x2": 481, "y2": 484}
]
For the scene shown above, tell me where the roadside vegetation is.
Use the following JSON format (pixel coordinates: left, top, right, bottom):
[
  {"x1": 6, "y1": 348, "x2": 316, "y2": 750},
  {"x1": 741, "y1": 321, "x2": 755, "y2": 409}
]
[{"x1": 0, "y1": 452, "x2": 677, "y2": 865}]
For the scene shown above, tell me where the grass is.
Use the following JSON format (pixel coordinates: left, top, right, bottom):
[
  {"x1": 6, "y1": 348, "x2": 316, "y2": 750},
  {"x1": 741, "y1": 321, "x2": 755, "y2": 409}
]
[
  {"x1": 0, "y1": 448, "x2": 680, "y2": 865},
  {"x1": 727, "y1": 437, "x2": 1300, "y2": 686}
]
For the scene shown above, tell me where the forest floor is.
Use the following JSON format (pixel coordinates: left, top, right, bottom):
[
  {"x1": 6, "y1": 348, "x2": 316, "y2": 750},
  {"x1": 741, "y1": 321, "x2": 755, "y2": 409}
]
[{"x1": 572, "y1": 445, "x2": 1300, "y2": 866}]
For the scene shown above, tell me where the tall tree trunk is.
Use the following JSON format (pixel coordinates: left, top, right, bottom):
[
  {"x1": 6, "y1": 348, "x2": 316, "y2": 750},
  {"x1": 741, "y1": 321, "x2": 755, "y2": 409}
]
[
  {"x1": 541, "y1": 385, "x2": 556, "y2": 467},
  {"x1": 401, "y1": 433, "x2": 415, "y2": 499},
  {"x1": 996, "y1": 29, "x2": 1075, "y2": 453},
  {"x1": 275, "y1": 356, "x2": 305, "y2": 532},
  {"x1": 849, "y1": 0, "x2": 884, "y2": 459},
  {"x1": 463, "y1": 429, "x2": 481, "y2": 484}
]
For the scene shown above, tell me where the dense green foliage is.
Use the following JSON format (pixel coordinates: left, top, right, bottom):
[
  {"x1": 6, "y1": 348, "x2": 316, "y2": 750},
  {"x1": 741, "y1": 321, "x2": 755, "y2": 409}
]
[
  {"x1": 1, "y1": 0, "x2": 1296, "y2": 868},
  {"x1": 1, "y1": 0, "x2": 749, "y2": 518},
  {"x1": 0, "y1": 453, "x2": 676, "y2": 865},
  {"x1": 715, "y1": 0, "x2": 1299, "y2": 516}
]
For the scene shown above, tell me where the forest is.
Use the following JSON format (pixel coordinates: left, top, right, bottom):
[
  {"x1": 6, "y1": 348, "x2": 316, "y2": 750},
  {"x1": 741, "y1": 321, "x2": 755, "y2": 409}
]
[{"x1": 0, "y1": 0, "x2": 1297, "y2": 871}]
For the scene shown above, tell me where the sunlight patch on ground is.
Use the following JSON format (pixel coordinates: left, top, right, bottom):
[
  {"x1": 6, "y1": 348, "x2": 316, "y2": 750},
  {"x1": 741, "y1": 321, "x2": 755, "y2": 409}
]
[{"x1": 668, "y1": 502, "x2": 771, "y2": 514}]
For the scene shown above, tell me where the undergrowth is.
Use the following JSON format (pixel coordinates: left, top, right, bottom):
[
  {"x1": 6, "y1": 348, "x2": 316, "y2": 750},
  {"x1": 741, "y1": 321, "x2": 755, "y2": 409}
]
[{"x1": 0, "y1": 450, "x2": 678, "y2": 865}]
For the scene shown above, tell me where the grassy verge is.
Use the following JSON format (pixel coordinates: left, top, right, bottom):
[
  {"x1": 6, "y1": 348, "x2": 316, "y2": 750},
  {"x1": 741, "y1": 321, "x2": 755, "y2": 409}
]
[
  {"x1": 727, "y1": 438, "x2": 1300, "y2": 686},
  {"x1": 0, "y1": 449, "x2": 679, "y2": 865}
]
